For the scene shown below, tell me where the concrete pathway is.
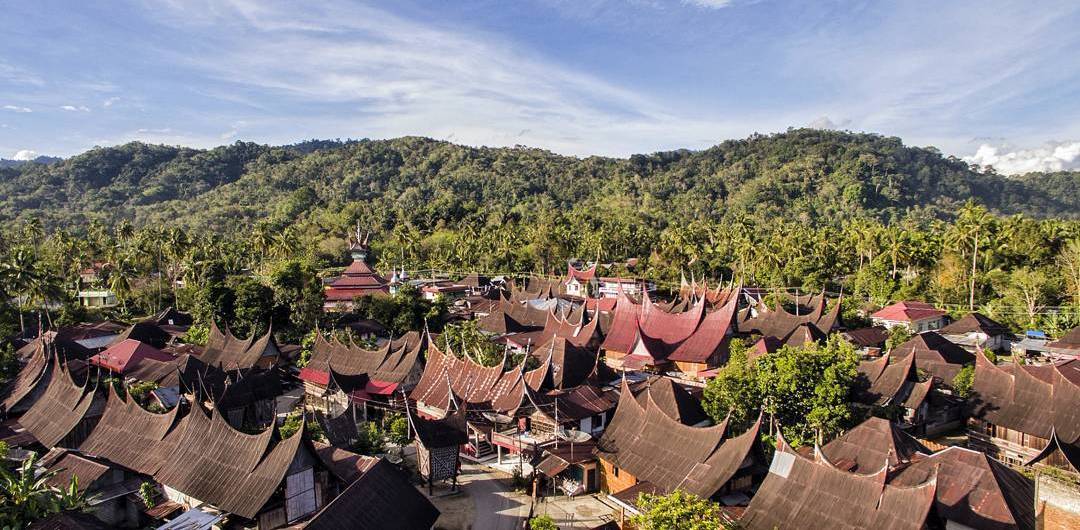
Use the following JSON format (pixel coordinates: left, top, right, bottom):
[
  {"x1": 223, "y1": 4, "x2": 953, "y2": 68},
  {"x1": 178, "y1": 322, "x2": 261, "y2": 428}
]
[{"x1": 459, "y1": 463, "x2": 530, "y2": 530}]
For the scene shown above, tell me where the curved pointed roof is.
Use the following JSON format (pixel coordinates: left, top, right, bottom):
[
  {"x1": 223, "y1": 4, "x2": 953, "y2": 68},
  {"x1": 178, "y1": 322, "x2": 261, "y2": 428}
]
[
  {"x1": 890, "y1": 332, "x2": 973, "y2": 384},
  {"x1": 893, "y1": 446, "x2": 1035, "y2": 530},
  {"x1": 154, "y1": 405, "x2": 305, "y2": 519},
  {"x1": 77, "y1": 384, "x2": 183, "y2": 475},
  {"x1": 821, "y1": 417, "x2": 930, "y2": 473},
  {"x1": 743, "y1": 433, "x2": 938, "y2": 530},
  {"x1": 0, "y1": 344, "x2": 50, "y2": 413},
  {"x1": 667, "y1": 291, "x2": 739, "y2": 364},
  {"x1": 632, "y1": 377, "x2": 707, "y2": 426},
  {"x1": 19, "y1": 354, "x2": 100, "y2": 448},
  {"x1": 599, "y1": 290, "x2": 643, "y2": 354},
  {"x1": 596, "y1": 381, "x2": 737, "y2": 495}
]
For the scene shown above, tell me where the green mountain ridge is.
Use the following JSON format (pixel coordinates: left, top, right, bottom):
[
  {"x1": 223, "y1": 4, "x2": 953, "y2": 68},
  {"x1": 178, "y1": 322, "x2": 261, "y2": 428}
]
[{"x1": 1, "y1": 129, "x2": 1077, "y2": 233}]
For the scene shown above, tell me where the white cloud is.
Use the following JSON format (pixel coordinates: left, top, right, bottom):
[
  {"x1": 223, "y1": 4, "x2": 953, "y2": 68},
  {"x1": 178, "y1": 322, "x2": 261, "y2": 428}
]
[
  {"x1": 682, "y1": 0, "x2": 732, "y2": 8},
  {"x1": 103, "y1": 97, "x2": 120, "y2": 108},
  {"x1": 220, "y1": 120, "x2": 246, "y2": 140},
  {"x1": 12, "y1": 149, "x2": 37, "y2": 160},
  {"x1": 964, "y1": 141, "x2": 1080, "y2": 175},
  {"x1": 807, "y1": 116, "x2": 851, "y2": 130},
  {"x1": 2, "y1": 105, "x2": 32, "y2": 113},
  {"x1": 61, "y1": 105, "x2": 91, "y2": 112}
]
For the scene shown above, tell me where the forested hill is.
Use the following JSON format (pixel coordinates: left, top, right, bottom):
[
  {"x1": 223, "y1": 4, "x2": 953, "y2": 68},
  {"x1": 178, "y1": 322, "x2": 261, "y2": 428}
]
[{"x1": 1, "y1": 129, "x2": 1077, "y2": 233}]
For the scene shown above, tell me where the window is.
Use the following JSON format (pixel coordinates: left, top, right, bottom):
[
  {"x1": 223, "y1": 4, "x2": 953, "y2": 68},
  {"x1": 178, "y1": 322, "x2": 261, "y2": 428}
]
[
  {"x1": 285, "y1": 468, "x2": 318, "y2": 523},
  {"x1": 613, "y1": 466, "x2": 619, "y2": 478}
]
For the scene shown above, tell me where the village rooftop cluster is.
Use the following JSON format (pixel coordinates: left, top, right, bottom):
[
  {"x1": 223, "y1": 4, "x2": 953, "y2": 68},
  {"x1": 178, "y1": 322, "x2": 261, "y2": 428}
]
[{"x1": 2, "y1": 231, "x2": 1080, "y2": 530}]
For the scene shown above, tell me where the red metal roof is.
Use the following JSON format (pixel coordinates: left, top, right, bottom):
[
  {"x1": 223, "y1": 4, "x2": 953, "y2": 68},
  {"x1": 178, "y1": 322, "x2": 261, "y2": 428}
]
[
  {"x1": 324, "y1": 285, "x2": 389, "y2": 301},
  {"x1": 871, "y1": 301, "x2": 946, "y2": 322},
  {"x1": 564, "y1": 263, "x2": 596, "y2": 283},
  {"x1": 342, "y1": 260, "x2": 378, "y2": 276},
  {"x1": 89, "y1": 339, "x2": 174, "y2": 374}
]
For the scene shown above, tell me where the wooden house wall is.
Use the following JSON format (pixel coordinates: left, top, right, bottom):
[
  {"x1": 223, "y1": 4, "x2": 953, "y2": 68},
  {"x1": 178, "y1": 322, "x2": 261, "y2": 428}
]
[{"x1": 598, "y1": 457, "x2": 637, "y2": 494}]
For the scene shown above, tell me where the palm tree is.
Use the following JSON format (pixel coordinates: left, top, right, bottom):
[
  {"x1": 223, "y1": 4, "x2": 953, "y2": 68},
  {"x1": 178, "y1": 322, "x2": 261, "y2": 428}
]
[
  {"x1": 952, "y1": 202, "x2": 994, "y2": 310},
  {"x1": 107, "y1": 256, "x2": 136, "y2": 313},
  {"x1": 0, "y1": 453, "x2": 90, "y2": 527},
  {"x1": 0, "y1": 246, "x2": 41, "y2": 334}
]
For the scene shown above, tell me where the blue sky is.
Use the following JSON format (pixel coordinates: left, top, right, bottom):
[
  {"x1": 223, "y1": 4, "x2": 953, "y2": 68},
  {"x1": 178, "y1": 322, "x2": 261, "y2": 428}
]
[{"x1": 2, "y1": 0, "x2": 1079, "y2": 173}]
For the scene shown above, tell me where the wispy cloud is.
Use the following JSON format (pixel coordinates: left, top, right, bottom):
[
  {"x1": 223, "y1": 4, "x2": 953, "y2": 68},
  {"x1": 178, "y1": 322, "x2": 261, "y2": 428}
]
[
  {"x1": 0, "y1": 61, "x2": 44, "y2": 86},
  {"x1": 102, "y1": 97, "x2": 120, "y2": 108},
  {"x1": 143, "y1": 0, "x2": 743, "y2": 155},
  {"x1": 2, "y1": 105, "x2": 32, "y2": 113},
  {"x1": 61, "y1": 105, "x2": 91, "y2": 112},
  {"x1": 964, "y1": 141, "x2": 1080, "y2": 175},
  {"x1": 682, "y1": 0, "x2": 733, "y2": 9}
]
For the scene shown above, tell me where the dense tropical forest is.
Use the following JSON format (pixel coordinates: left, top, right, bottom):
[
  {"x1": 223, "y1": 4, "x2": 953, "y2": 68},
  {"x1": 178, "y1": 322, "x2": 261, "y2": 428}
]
[{"x1": 0, "y1": 129, "x2": 1078, "y2": 345}]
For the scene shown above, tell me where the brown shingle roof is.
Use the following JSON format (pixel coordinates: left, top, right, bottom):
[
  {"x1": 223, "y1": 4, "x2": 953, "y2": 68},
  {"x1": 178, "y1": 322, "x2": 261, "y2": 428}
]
[
  {"x1": 632, "y1": 377, "x2": 707, "y2": 426},
  {"x1": 891, "y1": 447, "x2": 1035, "y2": 530},
  {"x1": 821, "y1": 417, "x2": 930, "y2": 473},
  {"x1": 891, "y1": 332, "x2": 973, "y2": 385},
  {"x1": 19, "y1": 356, "x2": 99, "y2": 448},
  {"x1": 303, "y1": 459, "x2": 439, "y2": 530},
  {"x1": 76, "y1": 386, "x2": 183, "y2": 475},
  {"x1": 596, "y1": 381, "x2": 759, "y2": 498},
  {"x1": 153, "y1": 406, "x2": 305, "y2": 519},
  {"x1": 741, "y1": 435, "x2": 938, "y2": 530},
  {"x1": 940, "y1": 313, "x2": 1011, "y2": 337},
  {"x1": 40, "y1": 448, "x2": 112, "y2": 493},
  {"x1": 971, "y1": 353, "x2": 1080, "y2": 445}
]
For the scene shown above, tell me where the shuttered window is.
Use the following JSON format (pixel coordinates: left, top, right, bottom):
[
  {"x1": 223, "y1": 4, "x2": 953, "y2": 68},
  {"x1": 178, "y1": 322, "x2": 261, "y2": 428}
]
[{"x1": 285, "y1": 468, "x2": 318, "y2": 523}]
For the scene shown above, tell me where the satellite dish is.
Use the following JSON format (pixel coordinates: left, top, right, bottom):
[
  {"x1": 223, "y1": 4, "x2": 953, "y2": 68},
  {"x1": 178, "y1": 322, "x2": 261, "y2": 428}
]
[
  {"x1": 483, "y1": 412, "x2": 513, "y2": 424},
  {"x1": 557, "y1": 428, "x2": 592, "y2": 443}
]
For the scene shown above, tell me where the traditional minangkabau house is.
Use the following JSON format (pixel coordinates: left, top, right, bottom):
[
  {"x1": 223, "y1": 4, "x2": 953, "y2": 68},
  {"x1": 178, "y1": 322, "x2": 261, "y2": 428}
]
[
  {"x1": 406, "y1": 404, "x2": 469, "y2": 493},
  {"x1": 200, "y1": 322, "x2": 281, "y2": 370},
  {"x1": 0, "y1": 340, "x2": 52, "y2": 417},
  {"x1": 496, "y1": 303, "x2": 602, "y2": 354},
  {"x1": 73, "y1": 382, "x2": 423, "y2": 528},
  {"x1": 855, "y1": 351, "x2": 962, "y2": 437},
  {"x1": 408, "y1": 337, "x2": 616, "y2": 467},
  {"x1": 817, "y1": 416, "x2": 1037, "y2": 530},
  {"x1": 511, "y1": 276, "x2": 560, "y2": 302},
  {"x1": 478, "y1": 293, "x2": 555, "y2": 336},
  {"x1": 631, "y1": 376, "x2": 708, "y2": 426},
  {"x1": 741, "y1": 432, "x2": 939, "y2": 530},
  {"x1": 601, "y1": 288, "x2": 738, "y2": 379},
  {"x1": 820, "y1": 417, "x2": 930, "y2": 473},
  {"x1": 563, "y1": 262, "x2": 597, "y2": 298},
  {"x1": 594, "y1": 380, "x2": 766, "y2": 512},
  {"x1": 969, "y1": 350, "x2": 1080, "y2": 473},
  {"x1": 15, "y1": 330, "x2": 95, "y2": 361},
  {"x1": 736, "y1": 290, "x2": 843, "y2": 346},
  {"x1": 17, "y1": 353, "x2": 103, "y2": 449},
  {"x1": 211, "y1": 367, "x2": 282, "y2": 430},
  {"x1": 298, "y1": 331, "x2": 426, "y2": 417},
  {"x1": 2, "y1": 339, "x2": 436, "y2": 529},
  {"x1": 891, "y1": 331, "x2": 975, "y2": 387}
]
